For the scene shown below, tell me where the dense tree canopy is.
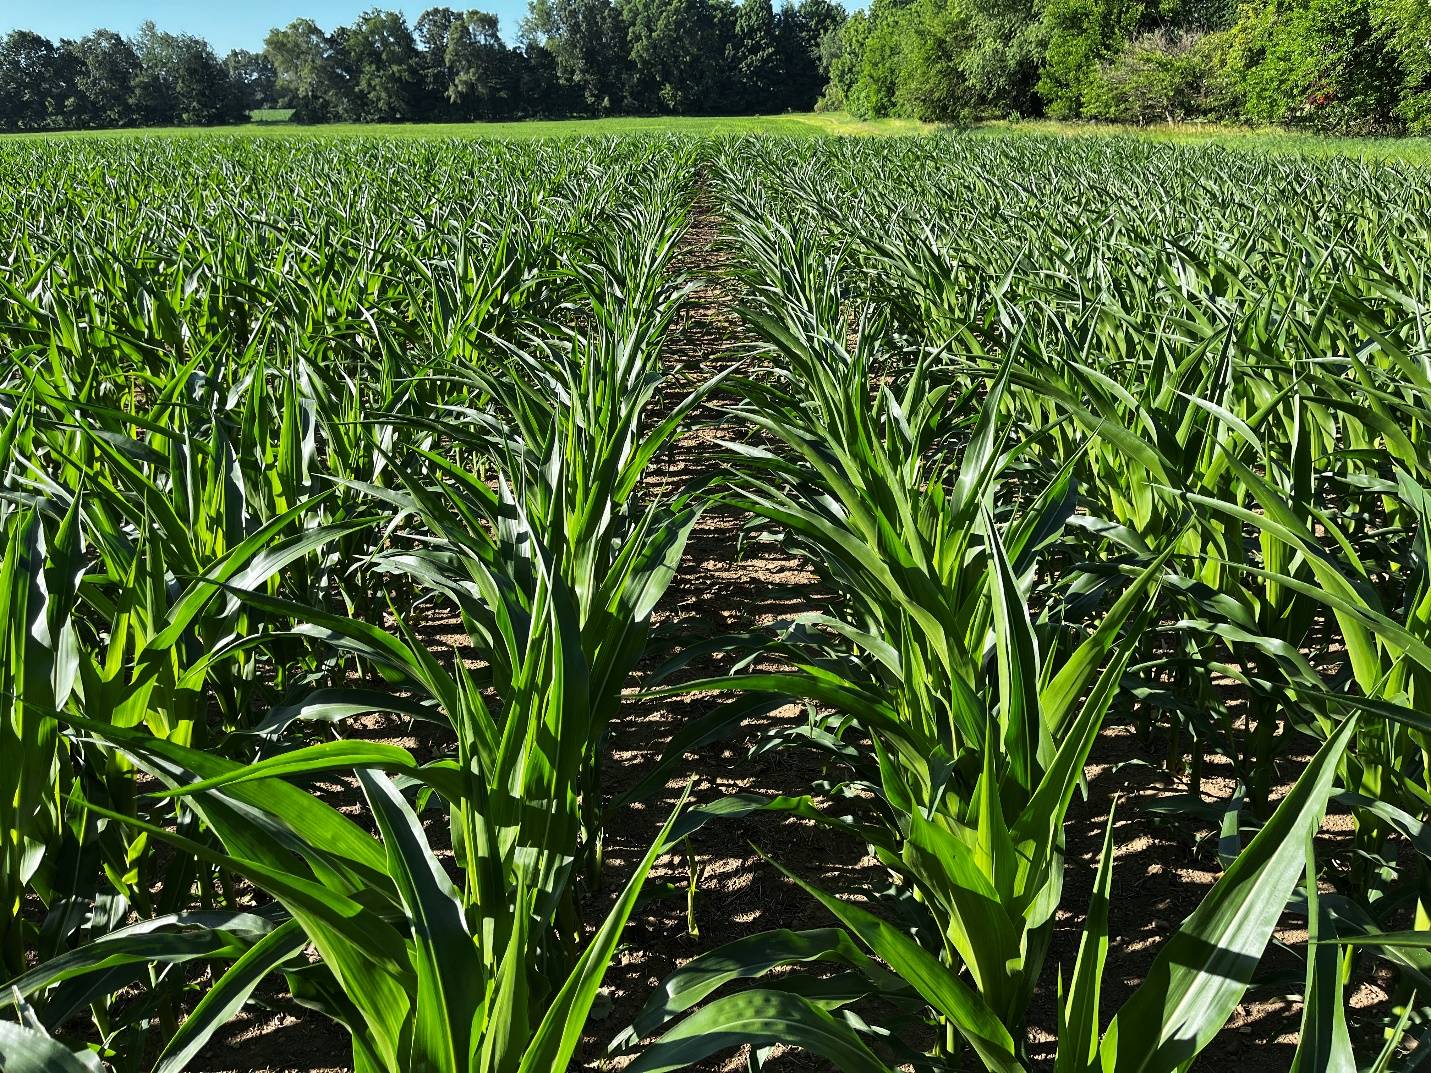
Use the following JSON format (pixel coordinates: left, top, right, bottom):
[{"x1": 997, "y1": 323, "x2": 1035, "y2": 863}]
[
  {"x1": 0, "y1": 3, "x2": 837, "y2": 131},
  {"x1": 522, "y1": 0, "x2": 631, "y2": 112},
  {"x1": 225, "y1": 49, "x2": 279, "y2": 112},
  {"x1": 831, "y1": 0, "x2": 1431, "y2": 130},
  {"x1": 70, "y1": 31, "x2": 142, "y2": 127},
  {"x1": 0, "y1": 31, "x2": 69, "y2": 131},
  {"x1": 0, "y1": 0, "x2": 1425, "y2": 133}
]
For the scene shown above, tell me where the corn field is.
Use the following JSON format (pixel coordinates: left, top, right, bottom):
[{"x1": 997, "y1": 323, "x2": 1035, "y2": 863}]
[{"x1": 2, "y1": 132, "x2": 1430, "y2": 1073}]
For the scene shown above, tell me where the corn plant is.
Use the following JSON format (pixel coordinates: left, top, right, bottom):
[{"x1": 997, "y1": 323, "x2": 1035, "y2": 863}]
[
  {"x1": 626, "y1": 716, "x2": 1357, "y2": 1072},
  {"x1": 12, "y1": 714, "x2": 688, "y2": 1073},
  {"x1": 9, "y1": 479, "x2": 688, "y2": 1071},
  {"x1": 0, "y1": 503, "x2": 82, "y2": 977}
]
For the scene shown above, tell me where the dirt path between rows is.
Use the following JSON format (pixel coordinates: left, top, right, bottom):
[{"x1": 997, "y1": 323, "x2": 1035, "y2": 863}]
[{"x1": 572, "y1": 178, "x2": 883, "y2": 1071}]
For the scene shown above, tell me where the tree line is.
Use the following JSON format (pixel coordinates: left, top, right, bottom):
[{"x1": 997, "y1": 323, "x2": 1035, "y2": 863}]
[
  {"x1": 2, "y1": 0, "x2": 1427, "y2": 134},
  {"x1": 0, "y1": 24, "x2": 252, "y2": 130},
  {"x1": 0, "y1": 1, "x2": 842, "y2": 131},
  {"x1": 826, "y1": 0, "x2": 1430, "y2": 133}
]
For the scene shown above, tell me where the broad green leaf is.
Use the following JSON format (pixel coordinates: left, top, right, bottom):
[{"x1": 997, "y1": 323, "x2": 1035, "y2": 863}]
[
  {"x1": 1102, "y1": 714, "x2": 1357, "y2": 1073},
  {"x1": 623, "y1": 989, "x2": 898, "y2": 1073}
]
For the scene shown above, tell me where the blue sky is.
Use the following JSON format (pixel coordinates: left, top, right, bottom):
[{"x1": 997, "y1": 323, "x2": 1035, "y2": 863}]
[{"x1": 0, "y1": 2, "x2": 529, "y2": 53}]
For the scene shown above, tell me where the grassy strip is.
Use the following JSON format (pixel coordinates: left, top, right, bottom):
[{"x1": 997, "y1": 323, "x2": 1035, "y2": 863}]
[
  {"x1": 11, "y1": 110, "x2": 1431, "y2": 160},
  {"x1": 14, "y1": 111, "x2": 928, "y2": 140},
  {"x1": 973, "y1": 117, "x2": 1431, "y2": 164}
]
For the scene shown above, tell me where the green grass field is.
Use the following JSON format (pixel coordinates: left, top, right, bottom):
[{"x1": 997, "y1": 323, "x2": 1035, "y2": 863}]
[
  {"x1": 974, "y1": 117, "x2": 1431, "y2": 165},
  {"x1": 46, "y1": 112, "x2": 929, "y2": 140},
  {"x1": 19, "y1": 109, "x2": 1431, "y2": 163}
]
